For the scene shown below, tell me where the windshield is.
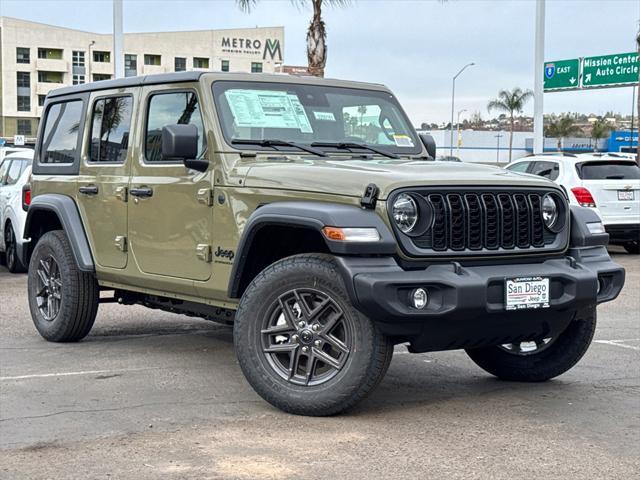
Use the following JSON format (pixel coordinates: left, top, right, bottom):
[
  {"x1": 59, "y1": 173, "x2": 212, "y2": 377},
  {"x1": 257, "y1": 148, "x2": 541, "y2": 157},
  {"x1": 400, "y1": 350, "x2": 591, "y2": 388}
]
[
  {"x1": 576, "y1": 161, "x2": 640, "y2": 180},
  {"x1": 212, "y1": 81, "x2": 421, "y2": 155}
]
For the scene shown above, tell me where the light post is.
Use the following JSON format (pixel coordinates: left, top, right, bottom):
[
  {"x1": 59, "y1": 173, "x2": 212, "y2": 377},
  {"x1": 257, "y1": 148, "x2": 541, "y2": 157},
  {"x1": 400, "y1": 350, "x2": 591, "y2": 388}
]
[
  {"x1": 450, "y1": 62, "x2": 475, "y2": 156},
  {"x1": 495, "y1": 133, "x2": 504, "y2": 164},
  {"x1": 87, "y1": 40, "x2": 95, "y2": 83},
  {"x1": 456, "y1": 109, "x2": 467, "y2": 156}
]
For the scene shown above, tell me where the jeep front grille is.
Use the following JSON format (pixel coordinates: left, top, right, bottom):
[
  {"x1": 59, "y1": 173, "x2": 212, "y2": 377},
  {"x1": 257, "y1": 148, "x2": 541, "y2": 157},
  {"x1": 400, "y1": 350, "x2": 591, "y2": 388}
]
[{"x1": 391, "y1": 188, "x2": 567, "y2": 256}]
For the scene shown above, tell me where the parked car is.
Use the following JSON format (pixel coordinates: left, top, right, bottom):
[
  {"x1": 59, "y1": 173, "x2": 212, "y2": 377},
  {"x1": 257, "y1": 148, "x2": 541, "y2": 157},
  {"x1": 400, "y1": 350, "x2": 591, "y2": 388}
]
[
  {"x1": 506, "y1": 153, "x2": 640, "y2": 254},
  {"x1": 0, "y1": 146, "x2": 33, "y2": 163},
  {"x1": 436, "y1": 155, "x2": 462, "y2": 162},
  {"x1": 23, "y1": 72, "x2": 624, "y2": 416},
  {"x1": 0, "y1": 150, "x2": 33, "y2": 272}
]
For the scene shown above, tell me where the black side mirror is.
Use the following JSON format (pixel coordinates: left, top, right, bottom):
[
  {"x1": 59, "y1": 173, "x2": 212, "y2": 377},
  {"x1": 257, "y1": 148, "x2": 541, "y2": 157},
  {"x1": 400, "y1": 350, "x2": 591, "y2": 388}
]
[
  {"x1": 161, "y1": 124, "x2": 208, "y2": 172},
  {"x1": 418, "y1": 133, "x2": 437, "y2": 159}
]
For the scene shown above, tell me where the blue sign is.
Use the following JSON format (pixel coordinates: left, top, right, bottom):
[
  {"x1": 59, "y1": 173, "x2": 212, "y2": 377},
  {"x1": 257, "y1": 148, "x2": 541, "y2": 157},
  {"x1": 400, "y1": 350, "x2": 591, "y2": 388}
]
[
  {"x1": 608, "y1": 130, "x2": 638, "y2": 152},
  {"x1": 545, "y1": 64, "x2": 555, "y2": 79}
]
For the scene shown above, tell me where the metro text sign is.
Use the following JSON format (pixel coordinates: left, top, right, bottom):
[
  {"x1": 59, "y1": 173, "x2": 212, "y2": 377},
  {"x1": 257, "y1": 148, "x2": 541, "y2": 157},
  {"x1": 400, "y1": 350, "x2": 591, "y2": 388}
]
[{"x1": 582, "y1": 52, "x2": 638, "y2": 88}]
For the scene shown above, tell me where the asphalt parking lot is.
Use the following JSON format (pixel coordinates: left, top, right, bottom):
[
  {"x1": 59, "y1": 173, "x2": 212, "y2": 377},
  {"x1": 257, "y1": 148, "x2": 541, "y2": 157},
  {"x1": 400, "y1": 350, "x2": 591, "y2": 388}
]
[{"x1": 1, "y1": 248, "x2": 638, "y2": 480}]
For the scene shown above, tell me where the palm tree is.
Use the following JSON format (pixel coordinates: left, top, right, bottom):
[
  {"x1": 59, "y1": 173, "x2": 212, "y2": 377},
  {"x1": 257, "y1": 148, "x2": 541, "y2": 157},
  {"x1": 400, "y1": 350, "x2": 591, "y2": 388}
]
[
  {"x1": 590, "y1": 119, "x2": 612, "y2": 152},
  {"x1": 236, "y1": 0, "x2": 351, "y2": 77},
  {"x1": 545, "y1": 116, "x2": 583, "y2": 151},
  {"x1": 487, "y1": 87, "x2": 533, "y2": 162}
]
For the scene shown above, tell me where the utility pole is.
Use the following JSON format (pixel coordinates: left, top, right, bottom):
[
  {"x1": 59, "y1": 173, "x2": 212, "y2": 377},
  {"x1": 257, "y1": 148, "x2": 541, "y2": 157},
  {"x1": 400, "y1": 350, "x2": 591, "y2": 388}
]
[
  {"x1": 456, "y1": 109, "x2": 466, "y2": 156},
  {"x1": 113, "y1": 0, "x2": 124, "y2": 79},
  {"x1": 450, "y1": 62, "x2": 475, "y2": 156},
  {"x1": 533, "y1": 0, "x2": 545, "y2": 154},
  {"x1": 495, "y1": 133, "x2": 503, "y2": 164}
]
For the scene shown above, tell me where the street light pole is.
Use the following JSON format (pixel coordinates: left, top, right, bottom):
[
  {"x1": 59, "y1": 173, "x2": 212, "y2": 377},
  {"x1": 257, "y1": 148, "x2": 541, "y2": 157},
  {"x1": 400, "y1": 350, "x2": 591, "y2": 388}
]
[
  {"x1": 533, "y1": 0, "x2": 546, "y2": 154},
  {"x1": 450, "y1": 62, "x2": 475, "y2": 156},
  {"x1": 456, "y1": 109, "x2": 467, "y2": 156},
  {"x1": 113, "y1": 0, "x2": 124, "y2": 79},
  {"x1": 495, "y1": 133, "x2": 503, "y2": 164}
]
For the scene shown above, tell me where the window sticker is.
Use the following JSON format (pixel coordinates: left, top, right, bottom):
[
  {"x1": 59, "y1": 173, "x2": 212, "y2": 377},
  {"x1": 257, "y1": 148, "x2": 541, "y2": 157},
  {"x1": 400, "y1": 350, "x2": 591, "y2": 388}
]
[
  {"x1": 313, "y1": 111, "x2": 336, "y2": 121},
  {"x1": 393, "y1": 134, "x2": 414, "y2": 147},
  {"x1": 224, "y1": 89, "x2": 313, "y2": 133}
]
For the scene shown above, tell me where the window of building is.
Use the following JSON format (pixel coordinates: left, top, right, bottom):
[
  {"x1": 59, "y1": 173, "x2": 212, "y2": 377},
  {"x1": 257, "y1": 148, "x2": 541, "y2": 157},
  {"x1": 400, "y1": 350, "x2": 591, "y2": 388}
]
[
  {"x1": 40, "y1": 101, "x2": 83, "y2": 164},
  {"x1": 17, "y1": 96, "x2": 31, "y2": 112},
  {"x1": 16, "y1": 47, "x2": 30, "y2": 64},
  {"x1": 72, "y1": 74, "x2": 86, "y2": 85},
  {"x1": 38, "y1": 71, "x2": 64, "y2": 83},
  {"x1": 144, "y1": 54, "x2": 161, "y2": 66},
  {"x1": 72, "y1": 50, "x2": 85, "y2": 67},
  {"x1": 193, "y1": 57, "x2": 209, "y2": 69},
  {"x1": 38, "y1": 95, "x2": 47, "y2": 107},
  {"x1": 17, "y1": 72, "x2": 31, "y2": 88},
  {"x1": 221, "y1": 60, "x2": 230, "y2": 72},
  {"x1": 93, "y1": 51, "x2": 111, "y2": 63},
  {"x1": 92, "y1": 74, "x2": 112, "y2": 82},
  {"x1": 37, "y1": 48, "x2": 63, "y2": 60},
  {"x1": 145, "y1": 91, "x2": 206, "y2": 162},
  {"x1": 17, "y1": 119, "x2": 32, "y2": 136},
  {"x1": 125, "y1": 54, "x2": 137, "y2": 76},
  {"x1": 251, "y1": 62, "x2": 263, "y2": 73},
  {"x1": 90, "y1": 96, "x2": 133, "y2": 163},
  {"x1": 174, "y1": 57, "x2": 186, "y2": 72}
]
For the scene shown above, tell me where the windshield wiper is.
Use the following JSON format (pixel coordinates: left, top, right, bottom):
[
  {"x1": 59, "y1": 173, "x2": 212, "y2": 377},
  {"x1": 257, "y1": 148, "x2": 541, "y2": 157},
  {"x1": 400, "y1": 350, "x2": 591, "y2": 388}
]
[
  {"x1": 231, "y1": 139, "x2": 327, "y2": 157},
  {"x1": 310, "y1": 141, "x2": 400, "y2": 159}
]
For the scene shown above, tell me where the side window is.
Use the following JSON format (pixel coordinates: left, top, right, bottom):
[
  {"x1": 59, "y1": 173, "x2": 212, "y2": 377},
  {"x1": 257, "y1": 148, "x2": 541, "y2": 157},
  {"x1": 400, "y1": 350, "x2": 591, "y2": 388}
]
[
  {"x1": 531, "y1": 161, "x2": 559, "y2": 180},
  {"x1": 90, "y1": 96, "x2": 133, "y2": 163},
  {"x1": 5, "y1": 160, "x2": 23, "y2": 185},
  {"x1": 40, "y1": 100, "x2": 83, "y2": 164},
  {"x1": 0, "y1": 160, "x2": 10, "y2": 185},
  {"x1": 508, "y1": 162, "x2": 530, "y2": 173},
  {"x1": 145, "y1": 91, "x2": 206, "y2": 162}
]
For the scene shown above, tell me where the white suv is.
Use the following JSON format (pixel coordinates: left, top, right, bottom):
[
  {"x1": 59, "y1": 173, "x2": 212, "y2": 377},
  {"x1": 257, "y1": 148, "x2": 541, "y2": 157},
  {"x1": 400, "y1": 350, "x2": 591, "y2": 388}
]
[
  {"x1": 0, "y1": 151, "x2": 33, "y2": 272},
  {"x1": 506, "y1": 153, "x2": 640, "y2": 254}
]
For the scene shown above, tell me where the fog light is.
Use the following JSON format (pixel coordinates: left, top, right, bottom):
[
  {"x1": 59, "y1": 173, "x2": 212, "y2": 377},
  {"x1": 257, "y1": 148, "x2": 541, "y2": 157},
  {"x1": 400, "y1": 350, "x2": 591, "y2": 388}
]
[{"x1": 412, "y1": 288, "x2": 428, "y2": 309}]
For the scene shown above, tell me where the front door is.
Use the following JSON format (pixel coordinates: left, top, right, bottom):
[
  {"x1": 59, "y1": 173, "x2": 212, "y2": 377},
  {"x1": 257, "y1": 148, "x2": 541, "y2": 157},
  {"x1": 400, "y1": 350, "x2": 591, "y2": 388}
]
[
  {"x1": 128, "y1": 87, "x2": 213, "y2": 282},
  {"x1": 76, "y1": 92, "x2": 135, "y2": 269}
]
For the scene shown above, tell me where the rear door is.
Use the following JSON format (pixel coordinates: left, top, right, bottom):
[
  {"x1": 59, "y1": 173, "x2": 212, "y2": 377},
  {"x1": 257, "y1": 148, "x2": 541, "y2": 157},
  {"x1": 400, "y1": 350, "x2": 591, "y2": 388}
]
[
  {"x1": 76, "y1": 91, "x2": 136, "y2": 270},
  {"x1": 576, "y1": 160, "x2": 640, "y2": 224},
  {"x1": 0, "y1": 159, "x2": 15, "y2": 249}
]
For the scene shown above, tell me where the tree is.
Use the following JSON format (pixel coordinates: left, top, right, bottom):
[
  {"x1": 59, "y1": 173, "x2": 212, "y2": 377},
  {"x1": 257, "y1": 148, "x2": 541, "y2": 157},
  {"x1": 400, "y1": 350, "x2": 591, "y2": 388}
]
[
  {"x1": 487, "y1": 87, "x2": 533, "y2": 162},
  {"x1": 590, "y1": 119, "x2": 612, "y2": 152},
  {"x1": 236, "y1": 0, "x2": 351, "y2": 77},
  {"x1": 545, "y1": 115, "x2": 583, "y2": 151}
]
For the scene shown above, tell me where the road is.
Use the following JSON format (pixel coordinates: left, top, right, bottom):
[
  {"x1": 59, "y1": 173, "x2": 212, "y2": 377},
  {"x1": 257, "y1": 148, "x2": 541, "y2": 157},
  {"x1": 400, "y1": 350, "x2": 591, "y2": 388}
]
[{"x1": 1, "y1": 248, "x2": 638, "y2": 479}]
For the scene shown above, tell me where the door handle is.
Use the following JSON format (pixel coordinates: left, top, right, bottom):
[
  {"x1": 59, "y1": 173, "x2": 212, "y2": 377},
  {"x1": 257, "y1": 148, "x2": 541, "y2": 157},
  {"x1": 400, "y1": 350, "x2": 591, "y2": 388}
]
[
  {"x1": 79, "y1": 186, "x2": 99, "y2": 195},
  {"x1": 130, "y1": 187, "x2": 153, "y2": 198}
]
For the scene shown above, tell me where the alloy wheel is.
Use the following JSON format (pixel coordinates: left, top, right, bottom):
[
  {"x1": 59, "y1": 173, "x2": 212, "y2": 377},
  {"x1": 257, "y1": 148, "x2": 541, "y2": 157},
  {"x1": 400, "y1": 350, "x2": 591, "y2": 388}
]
[
  {"x1": 5, "y1": 226, "x2": 16, "y2": 270},
  {"x1": 260, "y1": 288, "x2": 353, "y2": 386},
  {"x1": 35, "y1": 255, "x2": 63, "y2": 321},
  {"x1": 498, "y1": 337, "x2": 554, "y2": 356}
]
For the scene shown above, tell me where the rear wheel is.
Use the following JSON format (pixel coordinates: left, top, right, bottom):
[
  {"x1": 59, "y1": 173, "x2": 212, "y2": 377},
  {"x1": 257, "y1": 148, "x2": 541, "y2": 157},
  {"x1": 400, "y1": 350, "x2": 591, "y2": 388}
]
[
  {"x1": 5, "y1": 223, "x2": 26, "y2": 273},
  {"x1": 465, "y1": 308, "x2": 597, "y2": 382},
  {"x1": 28, "y1": 230, "x2": 99, "y2": 342},
  {"x1": 624, "y1": 241, "x2": 639, "y2": 254},
  {"x1": 234, "y1": 254, "x2": 393, "y2": 416}
]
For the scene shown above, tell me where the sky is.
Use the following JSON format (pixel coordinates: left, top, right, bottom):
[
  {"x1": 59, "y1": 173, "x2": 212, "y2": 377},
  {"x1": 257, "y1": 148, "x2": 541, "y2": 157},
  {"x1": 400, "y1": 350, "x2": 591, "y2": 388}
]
[{"x1": 1, "y1": 0, "x2": 638, "y2": 126}]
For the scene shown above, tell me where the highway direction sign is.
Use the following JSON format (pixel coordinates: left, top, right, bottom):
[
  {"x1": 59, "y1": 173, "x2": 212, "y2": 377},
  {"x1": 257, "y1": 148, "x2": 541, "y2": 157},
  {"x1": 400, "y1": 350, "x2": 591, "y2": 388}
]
[
  {"x1": 582, "y1": 52, "x2": 639, "y2": 88},
  {"x1": 543, "y1": 59, "x2": 580, "y2": 91}
]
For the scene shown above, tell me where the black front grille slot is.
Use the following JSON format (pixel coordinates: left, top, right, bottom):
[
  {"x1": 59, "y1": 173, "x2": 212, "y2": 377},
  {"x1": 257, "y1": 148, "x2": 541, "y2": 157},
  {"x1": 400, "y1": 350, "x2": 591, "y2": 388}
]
[{"x1": 415, "y1": 189, "x2": 554, "y2": 253}]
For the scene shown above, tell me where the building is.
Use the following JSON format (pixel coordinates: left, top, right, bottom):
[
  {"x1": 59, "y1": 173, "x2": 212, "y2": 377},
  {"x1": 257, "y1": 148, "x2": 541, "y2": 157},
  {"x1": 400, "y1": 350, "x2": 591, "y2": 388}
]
[{"x1": 0, "y1": 16, "x2": 285, "y2": 139}]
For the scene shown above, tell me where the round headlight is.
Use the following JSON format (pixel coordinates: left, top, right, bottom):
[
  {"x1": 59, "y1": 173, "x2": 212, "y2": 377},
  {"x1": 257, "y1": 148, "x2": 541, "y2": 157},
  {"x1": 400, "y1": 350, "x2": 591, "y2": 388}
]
[
  {"x1": 392, "y1": 194, "x2": 419, "y2": 233},
  {"x1": 542, "y1": 194, "x2": 558, "y2": 229}
]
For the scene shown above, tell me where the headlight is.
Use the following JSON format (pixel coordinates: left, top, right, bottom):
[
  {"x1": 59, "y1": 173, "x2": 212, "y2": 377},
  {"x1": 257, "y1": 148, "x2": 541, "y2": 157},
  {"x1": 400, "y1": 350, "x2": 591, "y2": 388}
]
[
  {"x1": 392, "y1": 193, "x2": 419, "y2": 233},
  {"x1": 542, "y1": 194, "x2": 558, "y2": 229}
]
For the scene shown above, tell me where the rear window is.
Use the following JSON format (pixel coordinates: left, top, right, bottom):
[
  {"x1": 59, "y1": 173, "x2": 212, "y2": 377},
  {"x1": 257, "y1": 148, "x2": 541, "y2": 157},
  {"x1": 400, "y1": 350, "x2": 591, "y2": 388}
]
[
  {"x1": 40, "y1": 100, "x2": 83, "y2": 164},
  {"x1": 576, "y1": 161, "x2": 640, "y2": 180}
]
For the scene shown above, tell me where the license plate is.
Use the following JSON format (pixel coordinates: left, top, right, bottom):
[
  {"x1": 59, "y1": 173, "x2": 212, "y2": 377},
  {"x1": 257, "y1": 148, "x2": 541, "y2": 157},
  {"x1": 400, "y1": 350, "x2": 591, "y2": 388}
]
[
  {"x1": 618, "y1": 190, "x2": 634, "y2": 201},
  {"x1": 505, "y1": 276, "x2": 550, "y2": 311}
]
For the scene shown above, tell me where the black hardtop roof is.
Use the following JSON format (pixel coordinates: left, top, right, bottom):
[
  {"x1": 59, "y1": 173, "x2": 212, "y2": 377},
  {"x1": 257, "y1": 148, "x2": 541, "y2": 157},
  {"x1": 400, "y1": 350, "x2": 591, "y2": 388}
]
[{"x1": 48, "y1": 71, "x2": 204, "y2": 98}]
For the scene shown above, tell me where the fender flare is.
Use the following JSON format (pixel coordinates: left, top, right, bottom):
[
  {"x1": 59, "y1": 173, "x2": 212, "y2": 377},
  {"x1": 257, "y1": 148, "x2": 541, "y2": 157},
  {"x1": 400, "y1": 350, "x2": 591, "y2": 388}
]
[
  {"x1": 569, "y1": 205, "x2": 609, "y2": 248},
  {"x1": 24, "y1": 194, "x2": 95, "y2": 272},
  {"x1": 227, "y1": 201, "x2": 396, "y2": 298}
]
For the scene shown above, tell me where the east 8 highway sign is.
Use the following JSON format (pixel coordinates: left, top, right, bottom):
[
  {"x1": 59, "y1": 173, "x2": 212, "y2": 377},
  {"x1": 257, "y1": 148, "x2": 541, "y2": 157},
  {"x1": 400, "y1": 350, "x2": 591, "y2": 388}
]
[{"x1": 544, "y1": 59, "x2": 580, "y2": 91}]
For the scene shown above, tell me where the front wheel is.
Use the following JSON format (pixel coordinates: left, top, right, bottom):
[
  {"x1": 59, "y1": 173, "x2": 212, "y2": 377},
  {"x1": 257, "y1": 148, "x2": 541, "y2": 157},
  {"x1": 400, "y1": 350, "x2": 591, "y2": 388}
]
[
  {"x1": 234, "y1": 254, "x2": 393, "y2": 416},
  {"x1": 624, "y1": 241, "x2": 639, "y2": 254},
  {"x1": 5, "y1": 223, "x2": 26, "y2": 273},
  {"x1": 465, "y1": 308, "x2": 597, "y2": 382}
]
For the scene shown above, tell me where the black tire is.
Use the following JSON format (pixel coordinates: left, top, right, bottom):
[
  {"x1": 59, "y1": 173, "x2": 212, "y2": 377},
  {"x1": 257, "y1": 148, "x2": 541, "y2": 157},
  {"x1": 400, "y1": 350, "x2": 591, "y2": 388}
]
[
  {"x1": 27, "y1": 230, "x2": 99, "y2": 342},
  {"x1": 624, "y1": 241, "x2": 639, "y2": 254},
  {"x1": 5, "y1": 222, "x2": 26, "y2": 273},
  {"x1": 465, "y1": 308, "x2": 597, "y2": 382},
  {"x1": 234, "y1": 254, "x2": 393, "y2": 416}
]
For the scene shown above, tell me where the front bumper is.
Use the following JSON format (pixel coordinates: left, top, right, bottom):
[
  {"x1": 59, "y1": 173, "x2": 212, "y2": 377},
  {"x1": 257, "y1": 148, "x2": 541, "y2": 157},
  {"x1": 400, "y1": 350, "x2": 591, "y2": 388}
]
[{"x1": 335, "y1": 246, "x2": 624, "y2": 353}]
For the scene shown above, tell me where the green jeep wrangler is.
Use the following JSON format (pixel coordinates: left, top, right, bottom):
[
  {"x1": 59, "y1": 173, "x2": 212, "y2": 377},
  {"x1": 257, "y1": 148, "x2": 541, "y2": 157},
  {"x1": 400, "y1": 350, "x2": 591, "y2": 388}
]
[{"x1": 23, "y1": 72, "x2": 624, "y2": 416}]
